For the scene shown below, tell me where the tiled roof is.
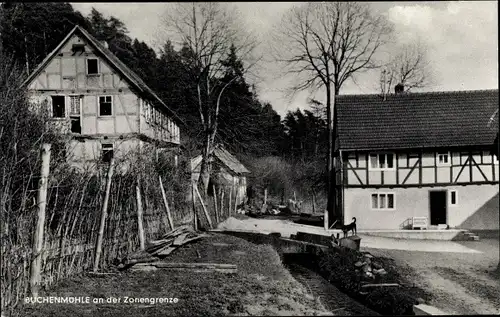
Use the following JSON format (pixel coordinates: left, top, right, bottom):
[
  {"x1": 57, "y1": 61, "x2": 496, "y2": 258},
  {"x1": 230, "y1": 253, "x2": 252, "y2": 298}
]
[
  {"x1": 336, "y1": 89, "x2": 499, "y2": 151},
  {"x1": 191, "y1": 145, "x2": 250, "y2": 175}
]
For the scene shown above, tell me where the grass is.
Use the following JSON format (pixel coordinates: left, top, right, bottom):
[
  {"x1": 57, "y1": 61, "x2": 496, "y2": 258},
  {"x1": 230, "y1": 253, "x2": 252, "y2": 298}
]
[{"x1": 16, "y1": 233, "x2": 329, "y2": 317}]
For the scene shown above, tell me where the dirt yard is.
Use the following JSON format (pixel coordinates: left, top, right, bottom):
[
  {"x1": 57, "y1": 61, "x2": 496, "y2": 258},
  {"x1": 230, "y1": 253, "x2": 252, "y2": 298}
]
[
  {"x1": 16, "y1": 233, "x2": 331, "y2": 317},
  {"x1": 365, "y1": 238, "x2": 500, "y2": 315}
]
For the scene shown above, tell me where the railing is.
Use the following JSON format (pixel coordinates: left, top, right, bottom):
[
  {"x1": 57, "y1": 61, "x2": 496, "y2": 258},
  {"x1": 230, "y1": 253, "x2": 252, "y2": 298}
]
[{"x1": 400, "y1": 217, "x2": 428, "y2": 230}]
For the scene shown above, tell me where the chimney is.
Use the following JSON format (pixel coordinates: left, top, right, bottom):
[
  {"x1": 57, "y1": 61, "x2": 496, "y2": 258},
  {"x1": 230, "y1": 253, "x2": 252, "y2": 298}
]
[{"x1": 395, "y1": 83, "x2": 404, "y2": 94}]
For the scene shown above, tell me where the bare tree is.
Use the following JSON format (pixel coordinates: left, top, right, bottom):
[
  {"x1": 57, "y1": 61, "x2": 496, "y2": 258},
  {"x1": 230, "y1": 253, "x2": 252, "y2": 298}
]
[
  {"x1": 158, "y1": 3, "x2": 257, "y2": 193},
  {"x1": 379, "y1": 41, "x2": 432, "y2": 96},
  {"x1": 272, "y1": 2, "x2": 392, "y2": 223}
]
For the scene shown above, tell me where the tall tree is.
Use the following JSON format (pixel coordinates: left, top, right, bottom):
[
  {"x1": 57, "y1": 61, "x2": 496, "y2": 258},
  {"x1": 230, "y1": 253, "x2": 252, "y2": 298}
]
[
  {"x1": 273, "y1": 2, "x2": 392, "y2": 224},
  {"x1": 159, "y1": 3, "x2": 257, "y2": 193},
  {"x1": 379, "y1": 40, "x2": 433, "y2": 96},
  {"x1": 0, "y1": 2, "x2": 89, "y2": 73}
]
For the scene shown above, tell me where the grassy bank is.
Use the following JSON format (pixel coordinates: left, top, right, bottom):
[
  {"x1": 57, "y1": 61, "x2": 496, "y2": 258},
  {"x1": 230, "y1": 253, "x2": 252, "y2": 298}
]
[{"x1": 16, "y1": 233, "x2": 331, "y2": 317}]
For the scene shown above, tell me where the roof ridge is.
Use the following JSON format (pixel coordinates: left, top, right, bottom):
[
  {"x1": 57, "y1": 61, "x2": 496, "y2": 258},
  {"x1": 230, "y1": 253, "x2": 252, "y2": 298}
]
[{"x1": 337, "y1": 88, "x2": 499, "y2": 98}]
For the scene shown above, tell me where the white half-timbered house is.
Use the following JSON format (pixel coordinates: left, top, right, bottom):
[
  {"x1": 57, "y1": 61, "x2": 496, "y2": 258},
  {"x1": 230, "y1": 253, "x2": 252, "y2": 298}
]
[
  {"x1": 23, "y1": 25, "x2": 182, "y2": 169},
  {"x1": 335, "y1": 89, "x2": 499, "y2": 231}
]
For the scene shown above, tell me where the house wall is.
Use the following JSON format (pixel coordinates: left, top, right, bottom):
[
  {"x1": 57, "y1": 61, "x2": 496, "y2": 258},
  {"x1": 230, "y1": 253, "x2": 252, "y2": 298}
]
[
  {"x1": 27, "y1": 32, "x2": 180, "y2": 165},
  {"x1": 345, "y1": 150, "x2": 499, "y2": 187},
  {"x1": 343, "y1": 184, "x2": 499, "y2": 230}
]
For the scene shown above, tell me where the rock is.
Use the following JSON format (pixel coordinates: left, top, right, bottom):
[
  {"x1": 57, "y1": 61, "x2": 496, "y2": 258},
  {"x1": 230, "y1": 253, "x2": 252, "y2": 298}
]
[
  {"x1": 363, "y1": 252, "x2": 374, "y2": 258},
  {"x1": 375, "y1": 269, "x2": 387, "y2": 276},
  {"x1": 416, "y1": 297, "x2": 426, "y2": 305},
  {"x1": 364, "y1": 257, "x2": 372, "y2": 265},
  {"x1": 354, "y1": 261, "x2": 365, "y2": 267},
  {"x1": 372, "y1": 262, "x2": 382, "y2": 270},
  {"x1": 362, "y1": 264, "x2": 372, "y2": 273}
]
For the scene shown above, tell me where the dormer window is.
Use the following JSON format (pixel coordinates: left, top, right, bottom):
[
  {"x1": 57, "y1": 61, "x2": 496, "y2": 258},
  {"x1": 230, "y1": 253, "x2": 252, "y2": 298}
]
[{"x1": 86, "y1": 58, "x2": 99, "y2": 75}]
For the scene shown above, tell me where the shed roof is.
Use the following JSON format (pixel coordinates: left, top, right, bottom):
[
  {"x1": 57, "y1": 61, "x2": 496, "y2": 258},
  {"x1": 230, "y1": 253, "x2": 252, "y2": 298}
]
[
  {"x1": 336, "y1": 89, "x2": 499, "y2": 151},
  {"x1": 191, "y1": 146, "x2": 250, "y2": 175}
]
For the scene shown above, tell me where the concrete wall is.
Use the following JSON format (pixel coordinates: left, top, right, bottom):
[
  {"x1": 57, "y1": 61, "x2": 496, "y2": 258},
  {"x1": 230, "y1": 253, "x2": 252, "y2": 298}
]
[{"x1": 344, "y1": 184, "x2": 499, "y2": 230}]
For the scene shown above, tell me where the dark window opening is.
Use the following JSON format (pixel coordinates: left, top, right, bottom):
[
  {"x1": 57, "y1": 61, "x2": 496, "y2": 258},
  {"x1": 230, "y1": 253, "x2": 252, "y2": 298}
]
[
  {"x1": 70, "y1": 118, "x2": 81, "y2": 134},
  {"x1": 99, "y1": 96, "x2": 112, "y2": 116},
  {"x1": 87, "y1": 58, "x2": 99, "y2": 75},
  {"x1": 101, "y1": 144, "x2": 114, "y2": 163},
  {"x1": 450, "y1": 191, "x2": 457, "y2": 205},
  {"x1": 51, "y1": 96, "x2": 65, "y2": 118}
]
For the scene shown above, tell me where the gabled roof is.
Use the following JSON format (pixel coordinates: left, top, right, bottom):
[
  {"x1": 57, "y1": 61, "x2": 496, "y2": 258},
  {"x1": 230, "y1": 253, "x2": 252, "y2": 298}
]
[
  {"x1": 22, "y1": 25, "x2": 183, "y2": 125},
  {"x1": 336, "y1": 89, "x2": 499, "y2": 151},
  {"x1": 191, "y1": 145, "x2": 250, "y2": 175}
]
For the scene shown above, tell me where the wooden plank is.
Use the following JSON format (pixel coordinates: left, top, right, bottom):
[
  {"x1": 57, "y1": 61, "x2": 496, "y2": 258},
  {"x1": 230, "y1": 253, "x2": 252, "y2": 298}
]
[
  {"x1": 136, "y1": 180, "x2": 145, "y2": 251},
  {"x1": 93, "y1": 157, "x2": 115, "y2": 272},
  {"x1": 402, "y1": 158, "x2": 420, "y2": 185},
  {"x1": 194, "y1": 184, "x2": 213, "y2": 228},
  {"x1": 469, "y1": 152, "x2": 473, "y2": 182},
  {"x1": 152, "y1": 262, "x2": 236, "y2": 269},
  {"x1": 159, "y1": 176, "x2": 175, "y2": 230},
  {"x1": 30, "y1": 144, "x2": 51, "y2": 298},
  {"x1": 172, "y1": 233, "x2": 189, "y2": 246},
  {"x1": 361, "y1": 283, "x2": 400, "y2": 288},
  {"x1": 395, "y1": 152, "x2": 399, "y2": 185},
  {"x1": 213, "y1": 185, "x2": 219, "y2": 224}
]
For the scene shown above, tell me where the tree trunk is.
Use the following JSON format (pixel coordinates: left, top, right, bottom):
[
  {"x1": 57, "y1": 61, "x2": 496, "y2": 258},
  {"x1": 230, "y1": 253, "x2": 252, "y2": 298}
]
[
  {"x1": 199, "y1": 130, "x2": 214, "y2": 195},
  {"x1": 326, "y1": 85, "x2": 336, "y2": 226}
]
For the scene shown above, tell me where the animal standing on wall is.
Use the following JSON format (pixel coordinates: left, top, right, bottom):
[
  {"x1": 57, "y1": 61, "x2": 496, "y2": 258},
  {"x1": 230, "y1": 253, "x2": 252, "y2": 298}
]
[{"x1": 342, "y1": 217, "x2": 357, "y2": 238}]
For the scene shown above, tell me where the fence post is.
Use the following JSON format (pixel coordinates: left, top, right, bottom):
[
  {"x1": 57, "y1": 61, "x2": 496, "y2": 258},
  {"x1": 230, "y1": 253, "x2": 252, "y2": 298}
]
[
  {"x1": 228, "y1": 187, "x2": 233, "y2": 217},
  {"x1": 159, "y1": 176, "x2": 174, "y2": 230},
  {"x1": 191, "y1": 182, "x2": 198, "y2": 231},
  {"x1": 213, "y1": 185, "x2": 219, "y2": 224},
  {"x1": 264, "y1": 188, "x2": 267, "y2": 205},
  {"x1": 93, "y1": 157, "x2": 115, "y2": 272},
  {"x1": 136, "y1": 178, "x2": 145, "y2": 251},
  {"x1": 233, "y1": 187, "x2": 238, "y2": 214},
  {"x1": 194, "y1": 184, "x2": 213, "y2": 229},
  {"x1": 220, "y1": 189, "x2": 225, "y2": 221},
  {"x1": 30, "y1": 143, "x2": 51, "y2": 297}
]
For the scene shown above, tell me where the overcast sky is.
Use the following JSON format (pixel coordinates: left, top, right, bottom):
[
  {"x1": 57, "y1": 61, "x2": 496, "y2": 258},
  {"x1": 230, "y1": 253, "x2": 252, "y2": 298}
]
[{"x1": 72, "y1": 1, "x2": 498, "y2": 116}]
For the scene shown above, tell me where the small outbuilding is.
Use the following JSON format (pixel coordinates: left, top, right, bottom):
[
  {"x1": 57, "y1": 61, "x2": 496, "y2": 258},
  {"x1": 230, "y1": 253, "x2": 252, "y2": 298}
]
[{"x1": 191, "y1": 145, "x2": 250, "y2": 205}]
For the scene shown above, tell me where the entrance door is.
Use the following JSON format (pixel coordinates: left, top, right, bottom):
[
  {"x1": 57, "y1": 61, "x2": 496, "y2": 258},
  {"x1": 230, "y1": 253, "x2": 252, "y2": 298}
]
[{"x1": 429, "y1": 191, "x2": 447, "y2": 225}]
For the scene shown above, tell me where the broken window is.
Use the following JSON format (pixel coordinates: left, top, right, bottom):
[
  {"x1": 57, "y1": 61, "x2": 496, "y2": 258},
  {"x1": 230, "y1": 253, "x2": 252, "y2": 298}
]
[
  {"x1": 86, "y1": 58, "x2": 99, "y2": 75},
  {"x1": 69, "y1": 96, "x2": 81, "y2": 134},
  {"x1": 51, "y1": 96, "x2": 65, "y2": 118},
  {"x1": 99, "y1": 96, "x2": 112, "y2": 116},
  {"x1": 101, "y1": 143, "x2": 114, "y2": 163}
]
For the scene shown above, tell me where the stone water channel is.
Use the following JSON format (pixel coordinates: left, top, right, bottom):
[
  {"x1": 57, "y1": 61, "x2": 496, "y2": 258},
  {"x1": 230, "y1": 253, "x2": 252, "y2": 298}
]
[{"x1": 218, "y1": 231, "x2": 380, "y2": 316}]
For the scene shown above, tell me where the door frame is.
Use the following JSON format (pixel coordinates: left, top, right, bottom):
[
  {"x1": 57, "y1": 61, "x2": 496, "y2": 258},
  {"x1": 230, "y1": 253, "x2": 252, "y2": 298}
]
[{"x1": 428, "y1": 189, "x2": 448, "y2": 226}]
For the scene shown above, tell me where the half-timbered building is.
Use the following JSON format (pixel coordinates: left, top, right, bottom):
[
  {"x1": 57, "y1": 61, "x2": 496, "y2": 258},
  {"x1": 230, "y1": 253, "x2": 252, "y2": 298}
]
[
  {"x1": 335, "y1": 89, "x2": 499, "y2": 231},
  {"x1": 23, "y1": 25, "x2": 182, "y2": 169}
]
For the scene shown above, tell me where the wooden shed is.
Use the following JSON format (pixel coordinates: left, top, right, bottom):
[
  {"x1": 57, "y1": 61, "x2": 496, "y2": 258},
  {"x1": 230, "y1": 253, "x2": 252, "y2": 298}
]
[{"x1": 191, "y1": 146, "x2": 250, "y2": 205}]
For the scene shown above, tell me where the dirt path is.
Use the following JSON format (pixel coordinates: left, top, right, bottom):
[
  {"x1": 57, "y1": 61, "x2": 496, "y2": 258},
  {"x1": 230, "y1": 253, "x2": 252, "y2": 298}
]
[
  {"x1": 16, "y1": 233, "x2": 332, "y2": 317},
  {"x1": 364, "y1": 239, "x2": 500, "y2": 315}
]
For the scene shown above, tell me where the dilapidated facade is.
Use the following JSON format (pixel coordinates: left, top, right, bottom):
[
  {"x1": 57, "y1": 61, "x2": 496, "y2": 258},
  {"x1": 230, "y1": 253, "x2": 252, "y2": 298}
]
[{"x1": 23, "y1": 25, "x2": 182, "y2": 170}]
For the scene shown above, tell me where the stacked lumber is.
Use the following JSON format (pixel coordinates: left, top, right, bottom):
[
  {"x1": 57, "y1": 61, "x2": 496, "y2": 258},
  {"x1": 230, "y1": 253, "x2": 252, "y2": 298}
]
[{"x1": 118, "y1": 226, "x2": 208, "y2": 270}]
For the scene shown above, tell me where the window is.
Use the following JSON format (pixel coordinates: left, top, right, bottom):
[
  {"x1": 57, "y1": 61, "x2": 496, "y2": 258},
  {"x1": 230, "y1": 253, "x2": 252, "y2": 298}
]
[
  {"x1": 450, "y1": 190, "x2": 457, "y2": 205},
  {"x1": 371, "y1": 193, "x2": 395, "y2": 210},
  {"x1": 437, "y1": 152, "x2": 450, "y2": 166},
  {"x1": 99, "y1": 96, "x2": 113, "y2": 116},
  {"x1": 369, "y1": 153, "x2": 394, "y2": 170},
  {"x1": 51, "y1": 96, "x2": 65, "y2": 118},
  {"x1": 69, "y1": 96, "x2": 81, "y2": 116},
  {"x1": 86, "y1": 58, "x2": 99, "y2": 75},
  {"x1": 101, "y1": 144, "x2": 114, "y2": 163}
]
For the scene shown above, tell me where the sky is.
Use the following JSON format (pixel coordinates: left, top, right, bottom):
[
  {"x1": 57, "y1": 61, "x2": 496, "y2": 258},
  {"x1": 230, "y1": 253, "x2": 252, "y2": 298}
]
[{"x1": 72, "y1": 1, "x2": 498, "y2": 116}]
